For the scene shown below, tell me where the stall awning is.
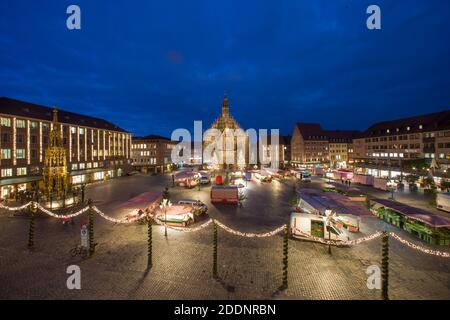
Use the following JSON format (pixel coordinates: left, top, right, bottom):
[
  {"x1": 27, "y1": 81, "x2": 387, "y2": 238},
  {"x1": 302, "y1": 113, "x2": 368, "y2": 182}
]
[
  {"x1": 297, "y1": 188, "x2": 373, "y2": 217},
  {"x1": 372, "y1": 199, "x2": 450, "y2": 228},
  {"x1": 115, "y1": 192, "x2": 162, "y2": 213}
]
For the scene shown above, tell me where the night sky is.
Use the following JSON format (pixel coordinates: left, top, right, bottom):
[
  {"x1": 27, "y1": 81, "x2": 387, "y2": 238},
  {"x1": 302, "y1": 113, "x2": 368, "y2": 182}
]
[{"x1": 1, "y1": 1, "x2": 449, "y2": 137}]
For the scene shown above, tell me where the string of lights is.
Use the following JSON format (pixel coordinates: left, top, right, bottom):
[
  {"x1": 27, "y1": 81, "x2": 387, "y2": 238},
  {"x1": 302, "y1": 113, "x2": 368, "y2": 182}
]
[
  {"x1": 162, "y1": 219, "x2": 214, "y2": 232},
  {"x1": 36, "y1": 203, "x2": 89, "y2": 219},
  {"x1": 390, "y1": 232, "x2": 450, "y2": 258},
  {"x1": 0, "y1": 202, "x2": 32, "y2": 211},
  {"x1": 215, "y1": 220, "x2": 286, "y2": 238},
  {"x1": 91, "y1": 206, "x2": 143, "y2": 224},
  {"x1": 3, "y1": 202, "x2": 450, "y2": 258},
  {"x1": 293, "y1": 228, "x2": 383, "y2": 246}
]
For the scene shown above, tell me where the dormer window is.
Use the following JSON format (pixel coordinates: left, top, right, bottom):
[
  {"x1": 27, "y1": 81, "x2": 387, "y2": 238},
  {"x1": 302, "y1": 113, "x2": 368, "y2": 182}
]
[
  {"x1": 407, "y1": 126, "x2": 410, "y2": 131},
  {"x1": 386, "y1": 129, "x2": 390, "y2": 133},
  {"x1": 419, "y1": 125, "x2": 423, "y2": 129}
]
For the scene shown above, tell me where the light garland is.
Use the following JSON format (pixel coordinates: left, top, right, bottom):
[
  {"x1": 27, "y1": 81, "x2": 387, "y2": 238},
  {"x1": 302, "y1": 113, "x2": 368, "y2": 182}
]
[
  {"x1": 215, "y1": 220, "x2": 286, "y2": 238},
  {"x1": 0, "y1": 202, "x2": 32, "y2": 211},
  {"x1": 91, "y1": 206, "x2": 143, "y2": 224},
  {"x1": 37, "y1": 203, "x2": 89, "y2": 219},
  {"x1": 161, "y1": 218, "x2": 213, "y2": 232},
  {"x1": 293, "y1": 228, "x2": 383, "y2": 246},
  {"x1": 390, "y1": 232, "x2": 450, "y2": 258},
  {"x1": 3, "y1": 202, "x2": 449, "y2": 259}
]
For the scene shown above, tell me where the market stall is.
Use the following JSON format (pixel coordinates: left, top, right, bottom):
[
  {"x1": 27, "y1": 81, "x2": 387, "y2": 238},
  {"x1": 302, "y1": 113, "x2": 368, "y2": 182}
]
[
  {"x1": 174, "y1": 171, "x2": 199, "y2": 188},
  {"x1": 153, "y1": 204, "x2": 194, "y2": 227},
  {"x1": 371, "y1": 199, "x2": 450, "y2": 246},
  {"x1": 115, "y1": 191, "x2": 163, "y2": 220}
]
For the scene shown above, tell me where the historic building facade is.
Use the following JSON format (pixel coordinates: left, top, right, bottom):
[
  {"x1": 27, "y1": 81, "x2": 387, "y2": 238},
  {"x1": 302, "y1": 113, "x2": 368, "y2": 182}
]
[
  {"x1": 290, "y1": 123, "x2": 358, "y2": 168},
  {"x1": 352, "y1": 110, "x2": 450, "y2": 177},
  {"x1": 131, "y1": 135, "x2": 176, "y2": 173},
  {"x1": 0, "y1": 97, "x2": 132, "y2": 199},
  {"x1": 205, "y1": 95, "x2": 248, "y2": 169}
]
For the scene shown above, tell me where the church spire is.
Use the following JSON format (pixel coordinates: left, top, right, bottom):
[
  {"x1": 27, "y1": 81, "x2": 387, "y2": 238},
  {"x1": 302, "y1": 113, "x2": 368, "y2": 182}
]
[
  {"x1": 52, "y1": 107, "x2": 58, "y2": 124},
  {"x1": 50, "y1": 107, "x2": 62, "y2": 147},
  {"x1": 221, "y1": 93, "x2": 229, "y2": 116}
]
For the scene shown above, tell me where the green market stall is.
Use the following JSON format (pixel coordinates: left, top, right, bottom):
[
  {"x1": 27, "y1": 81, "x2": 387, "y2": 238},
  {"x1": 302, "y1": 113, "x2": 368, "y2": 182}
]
[{"x1": 371, "y1": 199, "x2": 450, "y2": 246}]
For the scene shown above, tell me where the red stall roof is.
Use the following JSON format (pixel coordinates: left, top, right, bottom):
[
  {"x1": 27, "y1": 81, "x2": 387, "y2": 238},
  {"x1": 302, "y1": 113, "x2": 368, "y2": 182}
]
[{"x1": 116, "y1": 192, "x2": 162, "y2": 212}]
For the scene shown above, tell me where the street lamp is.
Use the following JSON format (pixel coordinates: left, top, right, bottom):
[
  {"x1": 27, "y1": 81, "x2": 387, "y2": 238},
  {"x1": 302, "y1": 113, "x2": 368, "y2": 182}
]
[
  {"x1": 160, "y1": 199, "x2": 172, "y2": 238},
  {"x1": 325, "y1": 209, "x2": 334, "y2": 255}
]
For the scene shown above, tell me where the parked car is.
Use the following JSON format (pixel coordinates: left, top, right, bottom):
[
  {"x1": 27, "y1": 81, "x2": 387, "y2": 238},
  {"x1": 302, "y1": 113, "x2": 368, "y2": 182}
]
[
  {"x1": 301, "y1": 173, "x2": 312, "y2": 182},
  {"x1": 199, "y1": 172, "x2": 211, "y2": 184},
  {"x1": 178, "y1": 199, "x2": 208, "y2": 215}
]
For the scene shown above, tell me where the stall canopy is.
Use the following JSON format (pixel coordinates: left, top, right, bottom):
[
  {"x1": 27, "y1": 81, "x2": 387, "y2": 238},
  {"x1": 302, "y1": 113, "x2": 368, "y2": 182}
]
[
  {"x1": 154, "y1": 204, "x2": 194, "y2": 223},
  {"x1": 297, "y1": 188, "x2": 373, "y2": 217},
  {"x1": 116, "y1": 191, "x2": 162, "y2": 214},
  {"x1": 371, "y1": 199, "x2": 450, "y2": 228}
]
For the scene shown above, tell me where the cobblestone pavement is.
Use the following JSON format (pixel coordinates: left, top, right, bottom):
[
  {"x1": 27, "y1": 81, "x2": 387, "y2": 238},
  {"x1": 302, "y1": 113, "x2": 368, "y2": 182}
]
[{"x1": 0, "y1": 174, "x2": 449, "y2": 299}]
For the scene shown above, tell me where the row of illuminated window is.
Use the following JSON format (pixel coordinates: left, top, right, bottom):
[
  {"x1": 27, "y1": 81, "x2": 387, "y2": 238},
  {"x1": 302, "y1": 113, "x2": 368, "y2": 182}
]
[
  {"x1": 1, "y1": 117, "x2": 129, "y2": 139},
  {"x1": 1, "y1": 148, "x2": 26, "y2": 160},
  {"x1": 1, "y1": 167, "x2": 27, "y2": 177},
  {"x1": 369, "y1": 153, "x2": 405, "y2": 158},
  {"x1": 132, "y1": 143, "x2": 157, "y2": 149},
  {"x1": 132, "y1": 158, "x2": 157, "y2": 164},
  {"x1": 70, "y1": 160, "x2": 124, "y2": 171},
  {"x1": 134, "y1": 150, "x2": 157, "y2": 156}
]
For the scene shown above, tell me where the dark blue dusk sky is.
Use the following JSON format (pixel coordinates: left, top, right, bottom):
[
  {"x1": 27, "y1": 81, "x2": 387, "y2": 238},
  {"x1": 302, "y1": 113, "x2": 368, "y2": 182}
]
[{"x1": 1, "y1": 1, "x2": 449, "y2": 137}]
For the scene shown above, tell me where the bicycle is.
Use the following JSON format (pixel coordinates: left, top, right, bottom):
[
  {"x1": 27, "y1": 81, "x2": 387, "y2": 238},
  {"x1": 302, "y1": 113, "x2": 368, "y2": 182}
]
[{"x1": 69, "y1": 245, "x2": 88, "y2": 258}]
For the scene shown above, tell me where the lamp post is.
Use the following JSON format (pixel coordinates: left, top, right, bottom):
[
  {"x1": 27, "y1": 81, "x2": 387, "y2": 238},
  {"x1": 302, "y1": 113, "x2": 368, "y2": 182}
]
[
  {"x1": 160, "y1": 199, "x2": 172, "y2": 238},
  {"x1": 325, "y1": 209, "x2": 334, "y2": 255}
]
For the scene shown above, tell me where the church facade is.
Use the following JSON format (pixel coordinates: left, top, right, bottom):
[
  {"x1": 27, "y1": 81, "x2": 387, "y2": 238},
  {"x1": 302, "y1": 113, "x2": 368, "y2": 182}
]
[{"x1": 204, "y1": 95, "x2": 248, "y2": 170}]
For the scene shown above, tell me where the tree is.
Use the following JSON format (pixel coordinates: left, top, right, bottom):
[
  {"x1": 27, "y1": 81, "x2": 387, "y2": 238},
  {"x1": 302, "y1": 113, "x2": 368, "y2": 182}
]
[
  {"x1": 28, "y1": 203, "x2": 37, "y2": 249},
  {"x1": 223, "y1": 172, "x2": 229, "y2": 186},
  {"x1": 147, "y1": 216, "x2": 153, "y2": 270},
  {"x1": 282, "y1": 224, "x2": 289, "y2": 289},
  {"x1": 381, "y1": 231, "x2": 389, "y2": 300},
  {"x1": 440, "y1": 180, "x2": 450, "y2": 192},
  {"x1": 212, "y1": 220, "x2": 218, "y2": 277},
  {"x1": 163, "y1": 186, "x2": 170, "y2": 200},
  {"x1": 88, "y1": 199, "x2": 95, "y2": 256}
]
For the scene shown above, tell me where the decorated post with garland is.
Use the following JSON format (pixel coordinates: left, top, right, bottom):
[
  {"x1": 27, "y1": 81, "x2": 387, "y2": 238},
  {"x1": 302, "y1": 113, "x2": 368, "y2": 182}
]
[
  {"x1": 381, "y1": 231, "x2": 389, "y2": 300},
  {"x1": 282, "y1": 224, "x2": 289, "y2": 289},
  {"x1": 213, "y1": 220, "x2": 218, "y2": 277},
  {"x1": 88, "y1": 199, "x2": 95, "y2": 256},
  {"x1": 147, "y1": 215, "x2": 153, "y2": 270},
  {"x1": 28, "y1": 202, "x2": 37, "y2": 249}
]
